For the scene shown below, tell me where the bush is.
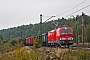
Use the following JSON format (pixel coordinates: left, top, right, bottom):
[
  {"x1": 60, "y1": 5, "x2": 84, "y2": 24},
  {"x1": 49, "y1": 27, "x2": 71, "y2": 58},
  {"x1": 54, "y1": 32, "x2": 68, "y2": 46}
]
[
  {"x1": 0, "y1": 52, "x2": 2, "y2": 58},
  {"x1": 33, "y1": 38, "x2": 41, "y2": 48},
  {"x1": 75, "y1": 49, "x2": 90, "y2": 60},
  {"x1": 0, "y1": 47, "x2": 90, "y2": 60},
  {"x1": 9, "y1": 39, "x2": 17, "y2": 46},
  {"x1": 58, "y1": 49, "x2": 90, "y2": 60},
  {"x1": 15, "y1": 43, "x2": 24, "y2": 47},
  {"x1": 0, "y1": 47, "x2": 41, "y2": 60}
]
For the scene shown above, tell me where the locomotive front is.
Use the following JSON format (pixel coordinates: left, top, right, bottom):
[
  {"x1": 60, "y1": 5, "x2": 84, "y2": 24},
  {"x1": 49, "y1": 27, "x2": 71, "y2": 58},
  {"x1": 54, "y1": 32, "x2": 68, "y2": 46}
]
[{"x1": 56, "y1": 27, "x2": 74, "y2": 47}]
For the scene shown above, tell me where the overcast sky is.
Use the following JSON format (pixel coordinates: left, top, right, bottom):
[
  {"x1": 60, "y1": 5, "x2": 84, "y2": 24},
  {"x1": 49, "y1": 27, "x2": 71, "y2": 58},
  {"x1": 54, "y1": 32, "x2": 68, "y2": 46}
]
[{"x1": 0, "y1": 0, "x2": 90, "y2": 30}]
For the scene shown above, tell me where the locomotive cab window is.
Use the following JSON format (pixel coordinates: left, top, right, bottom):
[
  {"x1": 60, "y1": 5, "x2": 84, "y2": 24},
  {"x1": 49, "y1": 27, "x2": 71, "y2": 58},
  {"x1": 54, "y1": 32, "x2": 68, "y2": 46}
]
[{"x1": 61, "y1": 30, "x2": 72, "y2": 34}]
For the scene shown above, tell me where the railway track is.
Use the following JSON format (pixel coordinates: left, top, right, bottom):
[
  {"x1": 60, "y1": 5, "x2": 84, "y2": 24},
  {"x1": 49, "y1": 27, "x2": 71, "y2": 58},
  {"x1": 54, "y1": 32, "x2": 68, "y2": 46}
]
[
  {"x1": 25, "y1": 44, "x2": 90, "y2": 52},
  {"x1": 70, "y1": 45, "x2": 90, "y2": 51}
]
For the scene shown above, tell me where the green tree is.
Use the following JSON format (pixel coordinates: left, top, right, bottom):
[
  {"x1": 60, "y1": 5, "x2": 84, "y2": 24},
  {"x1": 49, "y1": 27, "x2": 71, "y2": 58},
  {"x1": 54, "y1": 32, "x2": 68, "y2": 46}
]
[
  {"x1": 85, "y1": 25, "x2": 90, "y2": 42},
  {"x1": 0, "y1": 34, "x2": 3, "y2": 41},
  {"x1": 9, "y1": 39, "x2": 17, "y2": 46}
]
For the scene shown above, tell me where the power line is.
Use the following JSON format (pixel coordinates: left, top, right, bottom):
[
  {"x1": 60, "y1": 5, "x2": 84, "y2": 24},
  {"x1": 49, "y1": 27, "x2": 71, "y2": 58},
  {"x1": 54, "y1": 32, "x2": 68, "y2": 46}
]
[
  {"x1": 65, "y1": 4, "x2": 90, "y2": 18},
  {"x1": 43, "y1": 0, "x2": 86, "y2": 22},
  {"x1": 55, "y1": 0, "x2": 86, "y2": 17},
  {"x1": 43, "y1": 3, "x2": 90, "y2": 23}
]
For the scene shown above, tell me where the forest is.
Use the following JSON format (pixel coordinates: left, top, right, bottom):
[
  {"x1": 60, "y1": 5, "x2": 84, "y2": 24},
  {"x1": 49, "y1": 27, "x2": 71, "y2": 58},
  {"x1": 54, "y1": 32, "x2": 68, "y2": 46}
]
[{"x1": 0, "y1": 13, "x2": 90, "y2": 43}]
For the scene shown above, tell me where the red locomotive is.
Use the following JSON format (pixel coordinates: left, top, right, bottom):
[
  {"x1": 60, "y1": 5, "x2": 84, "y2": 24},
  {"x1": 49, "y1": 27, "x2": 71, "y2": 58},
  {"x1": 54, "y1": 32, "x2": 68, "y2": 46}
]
[
  {"x1": 47, "y1": 27, "x2": 74, "y2": 47},
  {"x1": 17, "y1": 26, "x2": 74, "y2": 47}
]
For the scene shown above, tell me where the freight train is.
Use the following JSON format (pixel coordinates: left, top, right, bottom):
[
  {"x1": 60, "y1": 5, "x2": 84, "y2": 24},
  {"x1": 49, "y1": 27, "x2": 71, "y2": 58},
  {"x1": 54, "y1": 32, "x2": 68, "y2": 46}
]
[{"x1": 17, "y1": 26, "x2": 74, "y2": 47}]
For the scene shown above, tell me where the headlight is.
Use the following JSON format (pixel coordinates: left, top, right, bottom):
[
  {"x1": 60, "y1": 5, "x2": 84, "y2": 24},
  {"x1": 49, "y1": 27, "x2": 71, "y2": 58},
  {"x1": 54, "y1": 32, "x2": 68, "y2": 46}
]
[
  {"x1": 68, "y1": 37, "x2": 73, "y2": 40},
  {"x1": 60, "y1": 38, "x2": 66, "y2": 40},
  {"x1": 72, "y1": 38, "x2": 73, "y2": 40}
]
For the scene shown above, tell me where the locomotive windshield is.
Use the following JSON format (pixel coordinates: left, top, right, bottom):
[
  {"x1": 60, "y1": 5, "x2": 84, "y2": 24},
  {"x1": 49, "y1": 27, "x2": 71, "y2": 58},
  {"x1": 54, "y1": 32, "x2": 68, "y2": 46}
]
[{"x1": 61, "y1": 30, "x2": 72, "y2": 34}]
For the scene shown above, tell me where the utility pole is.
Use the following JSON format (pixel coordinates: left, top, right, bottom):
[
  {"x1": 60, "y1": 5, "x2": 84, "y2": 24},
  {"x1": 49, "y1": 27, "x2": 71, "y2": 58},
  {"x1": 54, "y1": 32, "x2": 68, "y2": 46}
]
[
  {"x1": 21, "y1": 26, "x2": 22, "y2": 39},
  {"x1": 76, "y1": 17, "x2": 78, "y2": 44},
  {"x1": 71, "y1": 15, "x2": 79, "y2": 45},
  {"x1": 23, "y1": 25, "x2": 25, "y2": 38},
  {"x1": 40, "y1": 14, "x2": 42, "y2": 47},
  {"x1": 82, "y1": 12, "x2": 84, "y2": 46},
  {"x1": 9, "y1": 31, "x2": 10, "y2": 40}
]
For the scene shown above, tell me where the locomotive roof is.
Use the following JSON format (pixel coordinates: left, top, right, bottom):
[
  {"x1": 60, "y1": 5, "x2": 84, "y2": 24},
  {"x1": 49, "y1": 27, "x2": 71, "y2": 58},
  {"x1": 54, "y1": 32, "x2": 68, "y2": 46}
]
[
  {"x1": 57, "y1": 27, "x2": 73, "y2": 31},
  {"x1": 48, "y1": 30, "x2": 56, "y2": 33},
  {"x1": 60, "y1": 26, "x2": 70, "y2": 28}
]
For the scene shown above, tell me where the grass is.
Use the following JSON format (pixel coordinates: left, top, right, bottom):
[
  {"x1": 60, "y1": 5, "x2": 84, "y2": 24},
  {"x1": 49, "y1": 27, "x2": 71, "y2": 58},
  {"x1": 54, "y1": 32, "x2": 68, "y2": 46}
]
[
  {"x1": 0, "y1": 47, "x2": 90, "y2": 60},
  {"x1": 0, "y1": 52, "x2": 2, "y2": 58}
]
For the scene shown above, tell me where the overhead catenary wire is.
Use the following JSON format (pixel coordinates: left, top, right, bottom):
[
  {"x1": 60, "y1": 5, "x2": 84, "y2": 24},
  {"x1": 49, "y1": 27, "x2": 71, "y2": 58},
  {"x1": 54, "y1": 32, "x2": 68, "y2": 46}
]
[
  {"x1": 65, "y1": 4, "x2": 90, "y2": 18},
  {"x1": 54, "y1": 0, "x2": 86, "y2": 17},
  {"x1": 43, "y1": 0, "x2": 86, "y2": 22}
]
